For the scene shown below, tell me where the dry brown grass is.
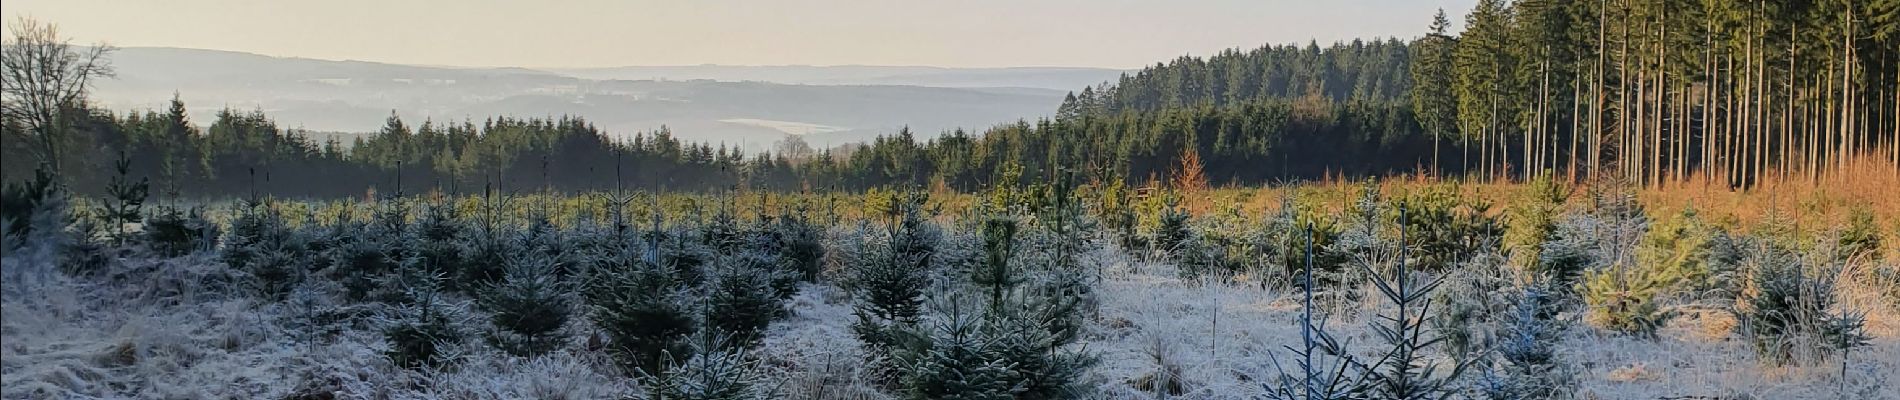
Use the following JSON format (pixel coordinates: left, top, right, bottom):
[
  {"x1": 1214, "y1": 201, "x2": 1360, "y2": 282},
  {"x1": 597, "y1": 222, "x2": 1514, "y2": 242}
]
[{"x1": 1164, "y1": 155, "x2": 1898, "y2": 246}]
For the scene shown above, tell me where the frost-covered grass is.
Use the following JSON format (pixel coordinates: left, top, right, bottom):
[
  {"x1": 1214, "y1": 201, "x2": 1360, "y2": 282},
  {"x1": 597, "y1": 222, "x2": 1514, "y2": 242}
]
[
  {"x1": 7, "y1": 240, "x2": 1897, "y2": 399},
  {"x1": 1, "y1": 243, "x2": 634, "y2": 399},
  {"x1": 5, "y1": 191, "x2": 1898, "y2": 399},
  {"x1": 1061, "y1": 258, "x2": 1900, "y2": 399}
]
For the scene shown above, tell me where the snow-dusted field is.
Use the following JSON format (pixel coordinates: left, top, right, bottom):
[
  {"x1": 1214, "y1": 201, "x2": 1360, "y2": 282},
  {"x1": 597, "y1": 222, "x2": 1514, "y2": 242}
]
[{"x1": 7, "y1": 237, "x2": 1893, "y2": 399}]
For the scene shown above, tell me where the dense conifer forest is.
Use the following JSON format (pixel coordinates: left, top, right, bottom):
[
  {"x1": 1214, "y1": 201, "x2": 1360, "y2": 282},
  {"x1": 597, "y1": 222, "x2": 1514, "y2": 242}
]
[{"x1": 8, "y1": 1, "x2": 1896, "y2": 198}]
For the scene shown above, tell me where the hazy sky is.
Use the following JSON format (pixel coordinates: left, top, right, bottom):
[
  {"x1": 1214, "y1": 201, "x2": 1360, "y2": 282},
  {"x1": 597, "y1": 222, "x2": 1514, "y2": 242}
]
[{"x1": 5, "y1": 0, "x2": 1475, "y2": 69}]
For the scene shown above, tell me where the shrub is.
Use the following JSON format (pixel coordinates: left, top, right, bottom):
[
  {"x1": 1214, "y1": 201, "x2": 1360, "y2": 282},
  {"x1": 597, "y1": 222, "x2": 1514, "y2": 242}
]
[
  {"x1": 1354, "y1": 208, "x2": 1472, "y2": 400},
  {"x1": 245, "y1": 240, "x2": 308, "y2": 299},
  {"x1": 411, "y1": 200, "x2": 465, "y2": 281},
  {"x1": 971, "y1": 216, "x2": 1022, "y2": 306},
  {"x1": 652, "y1": 228, "x2": 713, "y2": 286},
  {"x1": 1152, "y1": 198, "x2": 1193, "y2": 260},
  {"x1": 327, "y1": 233, "x2": 408, "y2": 302},
  {"x1": 1567, "y1": 186, "x2": 1679, "y2": 337},
  {"x1": 984, "y1": 295, "x2": 1096, "y2": 399},
  {"x1": 1260, "y1": 207, "x2": 1473, "y2": 400},
  {"x1": 221, "y1": 199, "x2": 298, "y2": 274},
  {"x1": 1533, "y1": 218, "x2": 1596, "y2": 298},
  {"x1": 1396, "y1": 184, "x2": 1497, "y2": 273},
  {"x1": 894, "y1": 296, "x2": 1021, "y2": 400},
  {"x1": 1432, "y1": 240, "x2": 1513, "y2": 363},
  {"x1": 455, "y1": 229, "x2": 514, "y2": 292},
  {"x1": 1636, "y1": 207, "x2": 1716, "y2": 294}
]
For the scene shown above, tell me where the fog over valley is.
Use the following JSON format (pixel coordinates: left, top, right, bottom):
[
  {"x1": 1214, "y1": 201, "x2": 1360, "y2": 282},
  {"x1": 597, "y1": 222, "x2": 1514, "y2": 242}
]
[{"x1": 91, "y1": 47, "x2": 1123, "y2": 151}]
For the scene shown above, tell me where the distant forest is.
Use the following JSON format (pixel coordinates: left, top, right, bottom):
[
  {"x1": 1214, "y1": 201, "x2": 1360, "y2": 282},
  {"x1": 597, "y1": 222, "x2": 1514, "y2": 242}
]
[{"x1": 6, "y1": 0, "x2": 1897, "y2": 198}]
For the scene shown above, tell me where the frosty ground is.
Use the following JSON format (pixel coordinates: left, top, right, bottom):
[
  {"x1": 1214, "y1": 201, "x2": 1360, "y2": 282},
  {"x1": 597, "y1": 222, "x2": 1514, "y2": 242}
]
[{"x1": 4, "y1": 237, "x2": 1893, "y2": 399}]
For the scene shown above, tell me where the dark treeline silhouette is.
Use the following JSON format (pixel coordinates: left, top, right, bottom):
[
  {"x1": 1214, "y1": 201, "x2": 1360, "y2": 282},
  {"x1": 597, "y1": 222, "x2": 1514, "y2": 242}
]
[
  {"x1": 1, "y1": 95, "x2": 796, "y2": 198},
  {"x1": 3, "y1": 40, "x2": 1440, "y2": 198}
]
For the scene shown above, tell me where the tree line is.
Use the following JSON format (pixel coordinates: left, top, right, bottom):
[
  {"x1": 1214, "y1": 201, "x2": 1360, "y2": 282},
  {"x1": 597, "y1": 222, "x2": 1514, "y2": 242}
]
[
  {"x1": 6, "y1": 1, "x2": 1898, "y2": 198},
  {"x1": 1423, "y1": 0, "x2": 1900, "y2": 186}
]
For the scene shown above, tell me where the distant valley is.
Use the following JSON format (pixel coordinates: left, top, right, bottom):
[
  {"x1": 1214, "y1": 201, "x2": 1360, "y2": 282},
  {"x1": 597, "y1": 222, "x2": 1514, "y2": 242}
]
[{"x1": 90, "y1": 47, "x2": 1126, "y2": 151}]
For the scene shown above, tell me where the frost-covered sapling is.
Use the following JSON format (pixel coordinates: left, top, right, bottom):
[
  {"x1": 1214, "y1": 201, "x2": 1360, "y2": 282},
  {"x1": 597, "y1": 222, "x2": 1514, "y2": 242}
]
[
  {"x1": 60, "y1": 211, "x2": 110, "y2": 276},
  {"x1": 1472, "y1": 287, "x2": 1573, "y2": 400},
  {"x1": 849, "y1": 194, "x2": 937, "y2": 355},
  {"x1": 1572, "y1": 187, "x2": 1676, "y2": 337},
  {"x1": 95, "y1": 151, "x2": 149, "y2": 245},
  {"x1": 637, "y1": 333, "x2": 774, "y2": 400},
  {"x1": 703, "y1": 255, "x2": 788, "y2": 346},
  {"x1": 892, "y1": 294, "x2": 1020, "y2": 400},
  {"x1": 380, "y1": 269, "x2": 468, "y2": 369},
  {"x1": 144, "y1": 206, "x2": 215, "y2": 257},
  {"x1": 480, "y1": 255, "x2": 574, "y2": 357},
  {"x1": 221, "y1": 202, "x2": 306, "y2": 299},
  {"x1": 411, "y1": 199, "x2": 464, "y2": 279},
  {"x1": 0, "y1": 166, "x2": 57, "y2": 243},
  {"x1": 1355, "y1": 208, "x2": 1472, "y2": 400},
  {"x1": 588, "y1": 243, "x2": 699, "y2": 374},
  {"x1": 771, "y1": 207, "x2": 826, "y2": 282},
  {"x1": 328, "y1": 231, "x2": 408, "y2": 302},
  {"x1": 971, "y1": 216, "x2": 1021, "y2": 307},
  {"x1": 1729, "y1": 237, "x2": 1870, "y2": 365}
]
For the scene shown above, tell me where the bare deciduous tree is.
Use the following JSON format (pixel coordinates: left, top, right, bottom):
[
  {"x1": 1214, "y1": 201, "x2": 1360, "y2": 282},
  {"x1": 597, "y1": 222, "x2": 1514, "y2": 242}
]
[{"x1": 1, "y1": 17, "x2": 115, "y2": 175}]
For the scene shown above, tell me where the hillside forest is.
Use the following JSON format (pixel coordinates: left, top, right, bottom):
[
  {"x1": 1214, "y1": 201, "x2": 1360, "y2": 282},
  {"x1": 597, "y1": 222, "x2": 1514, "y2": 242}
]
[{"x1": 5, "y1": 1, "x2": 1898, "y2": 199}]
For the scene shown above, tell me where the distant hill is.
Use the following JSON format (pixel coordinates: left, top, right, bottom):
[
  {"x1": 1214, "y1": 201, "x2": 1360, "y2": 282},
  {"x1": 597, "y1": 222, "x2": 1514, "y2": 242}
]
[
  {"x1": 543, "y1": 65, "x2": 1127, "y2": 91},
  {"x1": 90, "y1": 47, "x2": 1074, "y2": 151}
]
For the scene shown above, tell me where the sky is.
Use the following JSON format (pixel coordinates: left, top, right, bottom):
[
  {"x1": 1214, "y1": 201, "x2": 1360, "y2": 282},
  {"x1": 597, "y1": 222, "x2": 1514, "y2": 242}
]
[{"x1": 3, "y1": 0, "x2": 1475, "y2": 69}]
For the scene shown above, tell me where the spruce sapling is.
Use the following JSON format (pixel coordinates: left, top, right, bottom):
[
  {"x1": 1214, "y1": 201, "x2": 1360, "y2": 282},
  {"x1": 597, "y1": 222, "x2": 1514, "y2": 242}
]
[
  {"x1": 480, "y1": 254, "x2": 574, "y2": 357},
  {"x1": 95, "y1": 151, "x2": 148, "y2": 245}
]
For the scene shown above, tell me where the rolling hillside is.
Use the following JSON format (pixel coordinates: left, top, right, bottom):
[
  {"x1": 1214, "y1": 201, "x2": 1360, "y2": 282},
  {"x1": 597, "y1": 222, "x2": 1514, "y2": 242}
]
[{"x1": 90, "y1": 47, "x2": 1074, "y2": 150}]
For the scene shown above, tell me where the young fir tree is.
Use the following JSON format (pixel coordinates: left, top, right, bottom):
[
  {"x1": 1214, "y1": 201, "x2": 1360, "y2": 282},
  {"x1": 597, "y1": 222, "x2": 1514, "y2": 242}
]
[
  {"x1": 637, "y1": 333, "x2": 774, "y2": 400},
  {"x1": 588, "y1": 242, "x2": 699, "y2": 374},
  {"x1": 143, "y1": 175, "x2": 216, "y2": 258},
  {"x1": 95, "y1": 151, "x2": 148, "y2": 245},
  {"x1": 850, "y1": 192, "x2": 937, "y2": 356},
  {"x1": 479, "y1": 255, "x2": 573, "y2": 357},
  {"x1": 380, "y1": 267, "x2": 467, "y2": 369},
  {"x1": 771, "y1": 206, "x2": 826, "y2": 282},
  {"x1": 702, "y1": 255, "x2": 788, "y2": 346}
]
